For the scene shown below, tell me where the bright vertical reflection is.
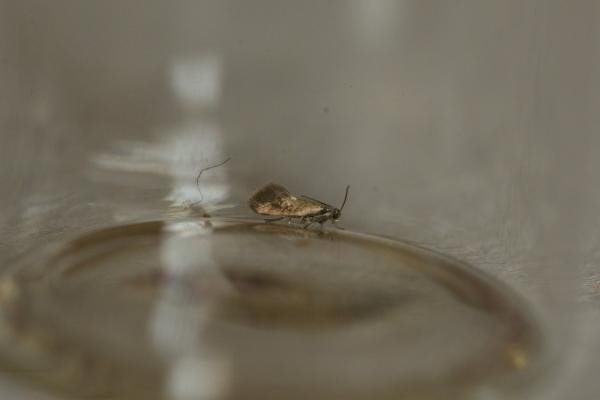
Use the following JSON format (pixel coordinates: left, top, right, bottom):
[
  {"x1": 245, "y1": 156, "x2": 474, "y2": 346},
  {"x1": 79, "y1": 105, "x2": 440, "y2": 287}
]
[
  {"x1": 170, "y1": 54, "x2": 222, "y2": 108},
  {"x1": 167, "y1": 53, "x2": 227, "y2": 207},
  {"x1": 152, "y1": 52, "x2": 230, "y2": 399},
  {"x1": 92, "y1": 50, "x2": 232, "y2": 399},
  {"x1": 150, "y1": 222, "x2": 231, "y2": 400},
  {"x1": 162, "y1": 122, "x2": 229, "y2": 207},
  {"x1": 92, "y1": 53, "x2": 228, "y2": 208}
]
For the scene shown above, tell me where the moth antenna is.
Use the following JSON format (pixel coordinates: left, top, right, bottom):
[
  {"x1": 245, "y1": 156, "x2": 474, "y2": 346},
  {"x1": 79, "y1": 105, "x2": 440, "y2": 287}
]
[
  {"x1": 339, "y1": 185, "x2": 350, "y2": 211},
  {"x1": 196, "y1": 157, "x2": 231, "y2": 187},
  {"x1": 195, "y1": 157, "x2": 231, "y2": 203}
]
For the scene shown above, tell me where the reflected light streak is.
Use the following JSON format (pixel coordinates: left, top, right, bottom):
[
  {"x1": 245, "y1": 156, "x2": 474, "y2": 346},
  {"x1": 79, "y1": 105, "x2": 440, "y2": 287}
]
[
  {"x1": 170, "y1": 54, "x2": 222, "y2": 108},
  {"x1": 93, "y1": 51, "x2": 231, "y2": 398},
  {"x1": 154, "y1": 53, "x2": 230, "y2": 398},
  {"x1": 93, "y1": 52, "x2": 228, "y2": 212},
  {"x1": 92, "y1": 122, "x2": 230, "y2": 207},
  {"x1": 149, "y1": 223, "x2": 231, "y2": 400}
]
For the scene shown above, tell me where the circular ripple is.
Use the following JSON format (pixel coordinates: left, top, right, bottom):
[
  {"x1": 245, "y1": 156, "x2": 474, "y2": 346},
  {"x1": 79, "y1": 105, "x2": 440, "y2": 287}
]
[{"x1": 0, "y1": 219, "x2": 543, "y2": 399}]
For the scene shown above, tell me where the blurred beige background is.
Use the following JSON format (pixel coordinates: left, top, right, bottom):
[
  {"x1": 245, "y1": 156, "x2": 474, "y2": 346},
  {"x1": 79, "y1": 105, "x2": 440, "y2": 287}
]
[{"x1": 1, "y1": 1, "x2": 600, "y2": 398}]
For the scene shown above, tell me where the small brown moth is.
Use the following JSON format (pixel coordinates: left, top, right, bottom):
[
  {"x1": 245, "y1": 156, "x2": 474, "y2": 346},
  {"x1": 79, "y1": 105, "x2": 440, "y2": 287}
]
[{"x1": 249, "y1": 183, "x2": 350, "y2": 228}]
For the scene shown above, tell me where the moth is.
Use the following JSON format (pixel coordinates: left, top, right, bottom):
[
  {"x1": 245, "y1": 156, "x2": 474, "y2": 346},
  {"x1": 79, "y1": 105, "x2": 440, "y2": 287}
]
[{"x1": 249, "y1": 183, "x2": 350, "y2": 228}]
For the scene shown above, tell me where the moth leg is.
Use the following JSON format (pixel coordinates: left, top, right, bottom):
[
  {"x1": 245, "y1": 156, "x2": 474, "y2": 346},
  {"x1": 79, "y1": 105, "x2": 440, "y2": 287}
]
[
  {"x1": 332, "y1": 222, "x2": 345, "y2": 230},
  {"x1": 287, "y1": 217, "x2": 304, "y2": 225},
  {"x1": 265, "y1": 217, "x2": 285, "y2": 224},
  {"x1": 289, "y1": 217, "x2": 306, "y2": 225},
  {"x1": 303, "y1": 220, "x2": 315, "y2": 229}
]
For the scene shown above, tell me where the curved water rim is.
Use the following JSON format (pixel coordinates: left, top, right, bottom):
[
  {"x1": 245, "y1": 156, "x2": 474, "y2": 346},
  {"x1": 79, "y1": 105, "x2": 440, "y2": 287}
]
[{"x1": 0, "y1": 218, "x2": 545, "y2": 399}]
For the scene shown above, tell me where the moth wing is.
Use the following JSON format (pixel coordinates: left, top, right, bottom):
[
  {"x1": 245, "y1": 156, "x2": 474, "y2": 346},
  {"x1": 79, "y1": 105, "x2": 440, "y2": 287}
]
[
  {"x1": 249, "y1": 183, "x2": 325, "y2": 217},
  {"x1": 287, "y1": 197, "x2": 326, "y2": 217},
  {"x1": 249, "y1": 183, "x2": 291, "y2": 216},
  {"x1": 249, "y1": 183, "x2": 289, "y2": 204},
  {"x1": 299, "y1": 195, "x2": 332, "y2": 208}
]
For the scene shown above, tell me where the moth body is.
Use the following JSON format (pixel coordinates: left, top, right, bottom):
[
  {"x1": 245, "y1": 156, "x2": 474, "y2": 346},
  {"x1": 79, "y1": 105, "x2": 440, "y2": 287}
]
[{"x1": 248, "y1": 183, "x2": 349, "y2": 228}]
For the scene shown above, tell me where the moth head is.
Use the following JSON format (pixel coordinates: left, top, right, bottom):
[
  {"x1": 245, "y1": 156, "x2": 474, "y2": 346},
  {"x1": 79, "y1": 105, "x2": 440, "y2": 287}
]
[{"x1": 332, "y1": 208, "x2": 342, "y2": 221}]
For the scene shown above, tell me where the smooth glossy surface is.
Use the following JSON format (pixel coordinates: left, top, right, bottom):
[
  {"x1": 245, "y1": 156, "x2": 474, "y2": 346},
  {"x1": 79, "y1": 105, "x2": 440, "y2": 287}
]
[
  {"x1": 1, "y1": 2, "x2": 599, "y2": 399},
  {"x1": 0, "y1": 219, "x2": 541, "y2": 399}
]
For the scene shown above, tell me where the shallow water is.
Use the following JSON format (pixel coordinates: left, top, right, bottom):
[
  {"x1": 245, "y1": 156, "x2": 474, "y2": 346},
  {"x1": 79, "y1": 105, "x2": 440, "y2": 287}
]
[
  {"x1": 2, "y1": 2, "x2": 600, "y2": 399},
  {"x1": 0, "y1": 218, "x2": 541, "y2": 399}
]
